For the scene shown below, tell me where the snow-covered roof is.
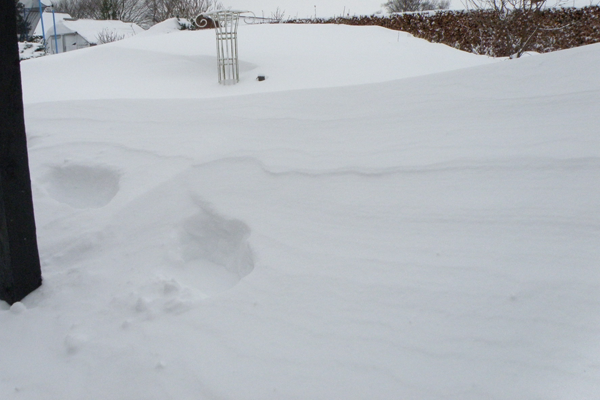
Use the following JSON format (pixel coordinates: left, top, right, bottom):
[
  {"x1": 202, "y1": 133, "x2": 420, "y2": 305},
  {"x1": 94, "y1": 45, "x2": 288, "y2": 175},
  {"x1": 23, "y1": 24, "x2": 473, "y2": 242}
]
[
  {"x1": 33, "y1": 12, "x2": 72, "y2": 36},
  {"x1": 45, "y1": 19, "x2": 145, "y2": 44}
]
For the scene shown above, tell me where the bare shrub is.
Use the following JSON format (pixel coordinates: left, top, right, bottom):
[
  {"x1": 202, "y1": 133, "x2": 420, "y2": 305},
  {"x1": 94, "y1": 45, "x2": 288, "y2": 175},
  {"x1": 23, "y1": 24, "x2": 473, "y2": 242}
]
[
  {"x1": 54, "y1": 0, "x2": 148, "y2": 25},
  {"x1": 145, "y1": 0, "x2": 222, "y2": 25},
  {"x1": 462, "y1": 0, "x2": 546, "y2": 12},
  {"x1": 96, "y1": 28, "x2": 126, "y2": 43},
  {"x1": 270, "y1": 7, "x2": 286, "y2": 22},
  {"x1": 54, "y1": 0, "x2": 221, "y2": 27},
  {"x1": 460, "y1": 0, "x2": 551, "y2": 58}
]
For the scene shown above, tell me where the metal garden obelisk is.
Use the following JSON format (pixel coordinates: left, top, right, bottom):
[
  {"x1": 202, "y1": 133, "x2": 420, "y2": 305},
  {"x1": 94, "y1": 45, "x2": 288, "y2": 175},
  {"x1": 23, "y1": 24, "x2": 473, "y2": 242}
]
[{"x1": 196, "y1": 10, "x2": 247, "y2": 85}]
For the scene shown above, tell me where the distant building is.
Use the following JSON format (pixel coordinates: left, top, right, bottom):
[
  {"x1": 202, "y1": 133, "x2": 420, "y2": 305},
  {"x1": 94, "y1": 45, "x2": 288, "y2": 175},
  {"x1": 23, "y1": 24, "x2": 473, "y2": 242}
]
[
  {"x1": 45, "y1": 19, "x2": 145, "y2": 54},
  {"x1": 33, "y1": 12, "x2": 73, "y2": 37}
]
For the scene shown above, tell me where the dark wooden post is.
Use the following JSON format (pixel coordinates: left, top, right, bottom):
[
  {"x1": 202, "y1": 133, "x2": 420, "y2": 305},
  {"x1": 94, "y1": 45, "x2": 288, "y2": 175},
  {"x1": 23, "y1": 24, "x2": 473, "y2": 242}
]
[{"x1": 0, "y1": 0, "x2": 43, "y2": 305}]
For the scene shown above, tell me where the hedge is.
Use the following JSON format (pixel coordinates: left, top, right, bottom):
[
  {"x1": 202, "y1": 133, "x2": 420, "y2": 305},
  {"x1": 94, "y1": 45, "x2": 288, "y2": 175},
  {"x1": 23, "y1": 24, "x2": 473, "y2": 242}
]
[{"x1": 286, "y1": 6, "x2": 600, "y2": 57}]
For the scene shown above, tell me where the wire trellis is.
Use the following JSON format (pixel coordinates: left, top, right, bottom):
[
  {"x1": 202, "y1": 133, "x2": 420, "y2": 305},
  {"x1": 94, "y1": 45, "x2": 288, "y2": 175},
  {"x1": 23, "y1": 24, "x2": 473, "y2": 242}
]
[{"x1": 196, "y1": 10, "x2": 250, "y2": 85}]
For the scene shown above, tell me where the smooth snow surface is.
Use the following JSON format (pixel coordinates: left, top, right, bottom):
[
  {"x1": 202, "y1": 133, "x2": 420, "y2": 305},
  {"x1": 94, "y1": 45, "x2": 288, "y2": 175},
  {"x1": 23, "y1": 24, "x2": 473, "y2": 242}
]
[
  {"x1": 22, "y1": 24, "x2": 497, "y2": 103},
  {"x1": 45, "y1": 19, "x2": 145, "y2": 44},
  {"x1": 3, "y1": 23, "x2": 600, "y2": 400}
]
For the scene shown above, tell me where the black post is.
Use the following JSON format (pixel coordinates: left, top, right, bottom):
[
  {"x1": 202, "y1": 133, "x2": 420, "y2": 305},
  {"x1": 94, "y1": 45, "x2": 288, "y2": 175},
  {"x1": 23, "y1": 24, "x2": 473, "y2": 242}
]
[{"x1": 0, "y1": 0, "x2": 43, "y2": 305}]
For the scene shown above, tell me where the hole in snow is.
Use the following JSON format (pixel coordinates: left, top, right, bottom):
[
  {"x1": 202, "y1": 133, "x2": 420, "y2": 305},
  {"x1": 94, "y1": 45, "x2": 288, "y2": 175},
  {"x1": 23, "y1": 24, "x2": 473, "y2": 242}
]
[
  {"x1": 175, "y1": 207, "x2": 254, "y2": 295},
  {"x1": 45, "y1": 164, "x2": 120, "y2": 209}
]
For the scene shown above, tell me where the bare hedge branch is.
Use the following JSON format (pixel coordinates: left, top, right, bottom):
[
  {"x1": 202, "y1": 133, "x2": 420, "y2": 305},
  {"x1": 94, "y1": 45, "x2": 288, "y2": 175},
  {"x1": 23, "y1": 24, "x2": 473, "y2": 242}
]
[{"x1": 383, "y1": 0, "x2": 451, "y2": 12}]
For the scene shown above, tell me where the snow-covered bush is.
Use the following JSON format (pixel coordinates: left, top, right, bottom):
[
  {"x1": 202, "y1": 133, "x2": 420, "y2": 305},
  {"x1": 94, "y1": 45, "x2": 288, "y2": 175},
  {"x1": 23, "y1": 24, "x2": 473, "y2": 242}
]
[
  {"x1": 176, "y1": 17, "x2": 195, "y2": 29},
  {"x1": 19, "y1": 41, "x2": 46, "y2": 60},
  {"x1": 464, "y1": 0, "x2": 547, "y2": 12}
]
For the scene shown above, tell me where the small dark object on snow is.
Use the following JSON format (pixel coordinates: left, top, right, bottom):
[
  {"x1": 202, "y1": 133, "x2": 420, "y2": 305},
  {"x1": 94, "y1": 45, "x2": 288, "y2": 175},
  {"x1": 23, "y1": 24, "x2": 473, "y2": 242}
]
[{"x1": 257, "y1": 75, "x2": 266, "y2": 81}]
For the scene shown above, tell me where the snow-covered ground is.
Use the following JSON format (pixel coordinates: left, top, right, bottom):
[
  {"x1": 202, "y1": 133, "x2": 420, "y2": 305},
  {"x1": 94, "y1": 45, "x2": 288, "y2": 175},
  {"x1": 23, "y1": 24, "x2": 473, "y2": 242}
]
[
  {"x1": 22, "y1": 23, "x2": 498, "y2": 102},
  {"x1": 3, "y1": 21, "x2": 600, "y2": 400}
]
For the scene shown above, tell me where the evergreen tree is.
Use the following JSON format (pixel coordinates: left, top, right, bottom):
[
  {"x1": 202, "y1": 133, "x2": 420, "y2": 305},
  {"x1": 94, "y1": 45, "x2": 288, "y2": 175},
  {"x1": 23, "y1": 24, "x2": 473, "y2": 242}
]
[
  {"x1": 15, "y1": 0, "x2": 30, "y2": 41},
  {"x1": 100, "y1": 0, "x2": 119, "y2": 20}
]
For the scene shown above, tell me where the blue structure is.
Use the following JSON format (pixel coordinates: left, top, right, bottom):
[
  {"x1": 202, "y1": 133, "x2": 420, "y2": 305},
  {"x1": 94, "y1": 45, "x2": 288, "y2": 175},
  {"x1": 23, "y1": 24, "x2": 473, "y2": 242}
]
[{"x1": 19, "y1": 0, "x2": 51, "y2": 41}]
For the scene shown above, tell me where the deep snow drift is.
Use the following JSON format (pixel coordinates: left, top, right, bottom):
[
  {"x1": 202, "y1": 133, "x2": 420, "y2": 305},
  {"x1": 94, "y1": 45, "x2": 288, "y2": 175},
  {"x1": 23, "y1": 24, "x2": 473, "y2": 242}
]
[
  {"x1": 3, "y1": 23, "x2": 600, "y2": 400},
  {"x1": 21, "y1": 23, "x2": 498, "y2": 103}
]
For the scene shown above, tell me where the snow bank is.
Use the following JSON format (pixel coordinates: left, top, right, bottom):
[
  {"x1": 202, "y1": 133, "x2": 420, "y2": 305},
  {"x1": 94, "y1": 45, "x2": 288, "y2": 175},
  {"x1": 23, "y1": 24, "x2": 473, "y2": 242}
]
[
  {"x1": 4, "y1": 24, "x2": 600, "y2": 400},
  {"x1": 21, "y1": 23, "x2": 498, "y2": 103}
]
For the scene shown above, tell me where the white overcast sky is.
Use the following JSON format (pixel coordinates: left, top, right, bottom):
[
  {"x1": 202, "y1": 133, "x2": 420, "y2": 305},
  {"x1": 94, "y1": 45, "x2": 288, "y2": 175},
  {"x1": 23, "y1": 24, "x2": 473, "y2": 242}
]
[
  {"x1": 224, "y1": 0, "x2": 389, "y2": 18},
  {"x1": 223, "y1": 0, "x2": 588, "y2": 19}
]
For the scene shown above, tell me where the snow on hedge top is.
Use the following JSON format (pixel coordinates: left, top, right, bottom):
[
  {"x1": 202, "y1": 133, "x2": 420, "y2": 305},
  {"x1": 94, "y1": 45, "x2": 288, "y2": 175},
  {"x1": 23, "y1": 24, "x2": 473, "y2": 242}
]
[{"x1": 21, "y1": 23, "x2": 498, "y2": 103}]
